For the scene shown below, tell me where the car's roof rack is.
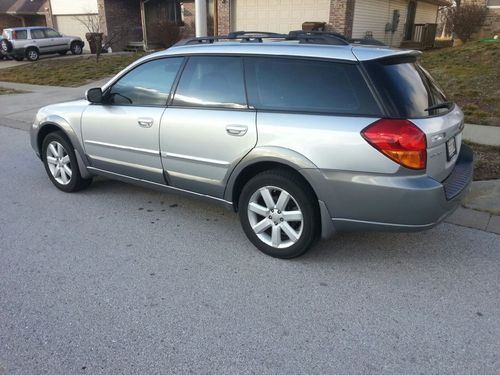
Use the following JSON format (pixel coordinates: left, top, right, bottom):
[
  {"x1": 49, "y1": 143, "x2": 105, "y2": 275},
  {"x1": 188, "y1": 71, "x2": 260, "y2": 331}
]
[{"x1": 176, "y1": 30, "x2": 386, "y2": 47}]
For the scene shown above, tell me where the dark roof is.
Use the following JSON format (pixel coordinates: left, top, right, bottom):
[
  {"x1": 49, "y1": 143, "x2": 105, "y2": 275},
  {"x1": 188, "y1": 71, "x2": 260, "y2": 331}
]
[{"x1": 0, "y1": 0, "x2": 46, "y2": 15}]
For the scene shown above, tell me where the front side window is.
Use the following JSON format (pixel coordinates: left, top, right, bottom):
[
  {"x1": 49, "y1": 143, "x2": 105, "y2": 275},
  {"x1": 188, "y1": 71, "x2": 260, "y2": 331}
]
[
  {"x1": 30, "y1": 29, "x2": 46, "y2": 39},
  {"x1": 244, "y1": 57, "x2": 381, "y2": 115},
  {"x1": 107, "y1": 57, "x2": 183, "y2": 106},
  {"x1": 173, "y1": 56, "x2": 247, "y2": 109},
  {"x1": 44, "y1": 28, "x2": 61, "y2": 38}
]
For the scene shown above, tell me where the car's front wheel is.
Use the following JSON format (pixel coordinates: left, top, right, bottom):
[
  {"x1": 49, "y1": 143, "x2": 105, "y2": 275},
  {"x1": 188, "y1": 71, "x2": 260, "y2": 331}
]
[
  {"x1": 42, "y1": 131, "x2": 92, "y2": 192},
  {"x1": 70, "y1": 42, "x2": 83, "y2": 55},
  {"x1": 238, "y1": 170, "x2": 319, "y2": 258}
]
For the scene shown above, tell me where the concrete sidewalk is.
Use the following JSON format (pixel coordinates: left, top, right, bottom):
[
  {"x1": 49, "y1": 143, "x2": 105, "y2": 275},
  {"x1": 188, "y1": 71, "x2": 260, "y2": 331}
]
[
  {"x1": 0, "y1": 78, "x2": 110, "y2": 131},
  {"x1": 464, "y1": 124, "x2": 500, "y2": 146}
]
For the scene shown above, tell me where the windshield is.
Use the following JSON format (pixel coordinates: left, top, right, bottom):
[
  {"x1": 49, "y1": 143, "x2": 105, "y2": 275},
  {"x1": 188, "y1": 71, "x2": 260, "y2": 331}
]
[{"x1": 363, "y1": 57, "x2": 449, "y2": 118}]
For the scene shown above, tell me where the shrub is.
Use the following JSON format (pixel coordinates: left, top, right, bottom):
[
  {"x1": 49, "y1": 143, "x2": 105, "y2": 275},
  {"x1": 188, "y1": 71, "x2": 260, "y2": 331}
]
[{"x1": 444, "y1": 3, "x2": 488, "y2": 42}]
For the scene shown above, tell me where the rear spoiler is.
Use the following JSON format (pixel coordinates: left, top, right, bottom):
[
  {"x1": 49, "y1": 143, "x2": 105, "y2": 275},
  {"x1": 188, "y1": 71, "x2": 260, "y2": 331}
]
[{"x1": 351, "y1": 47, "x2": 422, "y2": 62}]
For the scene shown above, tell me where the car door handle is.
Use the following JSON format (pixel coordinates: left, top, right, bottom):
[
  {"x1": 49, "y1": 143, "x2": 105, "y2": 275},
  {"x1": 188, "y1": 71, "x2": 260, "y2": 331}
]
[
  {"x1": 226, "y1": 125, "x2": 248, "y2": 136},
  {"x1": 138, "y1": 118, "x2": 154, "y2": 128}
]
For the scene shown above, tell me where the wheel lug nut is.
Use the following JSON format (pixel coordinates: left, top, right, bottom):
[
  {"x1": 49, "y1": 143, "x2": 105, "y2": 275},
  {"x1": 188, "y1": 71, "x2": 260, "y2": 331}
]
[
  {"x1": 280, "y1": 218, "x2": 284, "y2": 222},
  {"x1": 268, "y1": 216, "x2": 272, "y2": 219},
  {"x1": 278, "y1": 210, "x2": 281, "y2": 214}
]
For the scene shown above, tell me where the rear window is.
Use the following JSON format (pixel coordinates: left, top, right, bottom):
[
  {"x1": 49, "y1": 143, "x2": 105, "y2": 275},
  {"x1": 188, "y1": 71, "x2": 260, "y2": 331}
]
[
  {"x1": 244, "y1": 57, "x2": 381, "y2": 116},
  {"x1": 363, "y1": 57, "x2": 448, "y2": 118}
]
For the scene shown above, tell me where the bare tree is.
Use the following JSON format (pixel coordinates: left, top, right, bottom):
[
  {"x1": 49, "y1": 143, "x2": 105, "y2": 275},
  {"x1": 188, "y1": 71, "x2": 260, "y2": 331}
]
[{"x1": 444, "y1": 2, "x2": 488, "y2": 42}]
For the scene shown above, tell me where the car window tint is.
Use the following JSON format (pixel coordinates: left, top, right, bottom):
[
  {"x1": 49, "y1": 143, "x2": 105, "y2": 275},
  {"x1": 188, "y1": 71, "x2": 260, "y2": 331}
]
[
  {"x1": 44, "y1": 29, "x2": 60, "y2": 38},
  {"x1": 173, "y1": 56, "x2": 247, "y2": 109},
  {"x1": 244, "y1": 57, "x2": 381, "y2": 115},
  {"x1": 363, "y1": 59, "x2": 448, "y2": 117},
  {"x1": 15, "y1": 30, "x2": 27, "y2": 39},
  {"x1": 108, "y1": 58, "x2": 183, "y2": 106},
  {"x1": 31, "y1": 29, "x2": 46, "y2": 39}
]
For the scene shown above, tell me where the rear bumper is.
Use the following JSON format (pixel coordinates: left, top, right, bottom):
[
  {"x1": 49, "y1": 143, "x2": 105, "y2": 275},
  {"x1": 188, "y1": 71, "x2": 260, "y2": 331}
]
[{"x1": 303, "y1": 144, "x2": 474, "y2": 234}]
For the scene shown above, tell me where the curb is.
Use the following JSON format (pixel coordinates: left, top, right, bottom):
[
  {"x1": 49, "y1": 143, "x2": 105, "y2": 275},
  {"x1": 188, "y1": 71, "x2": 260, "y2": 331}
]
[{"x1": 445, "y1": 206, "x2": 500, "y2": 235}]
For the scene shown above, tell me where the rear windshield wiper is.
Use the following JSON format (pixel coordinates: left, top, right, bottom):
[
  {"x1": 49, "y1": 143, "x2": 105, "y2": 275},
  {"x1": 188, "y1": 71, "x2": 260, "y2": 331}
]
[{"x1": 425, "y1": 101, "x2": 454, "y2": 112}]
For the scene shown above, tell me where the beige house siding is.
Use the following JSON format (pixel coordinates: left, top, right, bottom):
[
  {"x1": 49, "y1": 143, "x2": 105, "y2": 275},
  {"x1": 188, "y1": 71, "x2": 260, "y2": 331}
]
[
  {"x1": 414, "y1": 1, "x2": 438, "y2": 24},
  {"x1": 232, "y1": 0, "x2": 331, "y2": 34},
  {"x1": 352, "y1": 0, "x2": 408, "y2": 46}
]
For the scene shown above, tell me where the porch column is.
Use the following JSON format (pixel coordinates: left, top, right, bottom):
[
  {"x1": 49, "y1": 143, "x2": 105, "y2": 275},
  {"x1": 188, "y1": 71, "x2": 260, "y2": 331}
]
[
  {"x1": 195, "y1": 0, "x2": 208, "y2": 36},
  {"x1": 329, "y1": 0, "x2": 356, "y2": 37}
]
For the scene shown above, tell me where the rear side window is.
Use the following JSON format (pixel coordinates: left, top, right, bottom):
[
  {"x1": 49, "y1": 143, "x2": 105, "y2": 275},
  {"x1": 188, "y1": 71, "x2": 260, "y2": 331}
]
[
  {"x1": 363, "y1": 58, "x2": 448, "y2": 118},
  {"x1": 108, "y1": 57, "x2": 183, "y2": 106},
  {"x1": 173, "y1": 56, "x2": 247, "y2": 109},
  {"x1": 30, "y1": 29, "x2": 46, "y2": 39},
  {"x1": 14, "y1": 30, "x2": 27, "y2": 40},
  {"x1": 244, "y1": 57, "x2": 381, "y2": 116}
]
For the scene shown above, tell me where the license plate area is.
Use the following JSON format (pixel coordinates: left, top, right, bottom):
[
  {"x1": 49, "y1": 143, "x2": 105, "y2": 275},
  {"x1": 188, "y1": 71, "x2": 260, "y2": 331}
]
[{"x1": 446, "y1": 136, "x2": 457, "y2": 161}]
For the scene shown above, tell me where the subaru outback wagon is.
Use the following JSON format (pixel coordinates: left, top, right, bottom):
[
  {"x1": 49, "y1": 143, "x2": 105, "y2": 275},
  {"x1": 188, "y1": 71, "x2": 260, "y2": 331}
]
[{"x1": 30, "y1": 32, "x2": 473, "y2": 258}]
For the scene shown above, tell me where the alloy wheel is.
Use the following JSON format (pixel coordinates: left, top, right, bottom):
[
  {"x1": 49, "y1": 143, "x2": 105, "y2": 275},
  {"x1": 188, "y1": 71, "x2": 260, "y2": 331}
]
[
  {"x1": 247, "y1": 186, "x2": 303, "y2": 249},
  {"x1": 46, "y1": 141, "x2": 72, "y2": 185}
]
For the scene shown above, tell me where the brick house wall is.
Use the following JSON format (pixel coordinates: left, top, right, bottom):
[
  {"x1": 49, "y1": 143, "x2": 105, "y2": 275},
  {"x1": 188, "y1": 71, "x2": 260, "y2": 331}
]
[
  {"x1": 0, "y1": 15, "x2": 23, "y2": 31},
  {"x1": 97, "y1": 0, "x2": 143, "y2": 51}
]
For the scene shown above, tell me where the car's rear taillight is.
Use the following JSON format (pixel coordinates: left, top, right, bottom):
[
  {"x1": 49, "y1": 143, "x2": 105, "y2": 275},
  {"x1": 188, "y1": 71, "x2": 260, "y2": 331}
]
[
  {"x1": 361, "y1": 119, "x2": 427, "y2": 170},
  {"x1": 12, "y1": 31, "x2": 17, "y2": 40}
]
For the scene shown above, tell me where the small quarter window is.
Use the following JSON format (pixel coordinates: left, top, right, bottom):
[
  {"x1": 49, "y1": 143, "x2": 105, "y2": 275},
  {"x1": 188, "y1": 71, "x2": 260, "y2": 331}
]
[
  {"x1": 173, "y1": 56, "x2": 247, "y2": 109},
  {"x1": 108, "y1": 57, "x2": 183, "y2": 106},
  {"x1": 14, "y1": 30, "x2": 27, "y2": 40},
  {"x1": 244, "y1": 57, "x2": 381, "y2": 115}
]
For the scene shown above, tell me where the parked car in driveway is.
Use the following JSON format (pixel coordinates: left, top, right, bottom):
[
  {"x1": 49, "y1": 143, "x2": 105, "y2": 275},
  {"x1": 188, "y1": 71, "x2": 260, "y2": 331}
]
[
  {"x1": 0, "y1": 27, "x2": 84, "y2": 61},
  {"x1": 29, "y1": 31, "x2": 473, "y2": 258}
]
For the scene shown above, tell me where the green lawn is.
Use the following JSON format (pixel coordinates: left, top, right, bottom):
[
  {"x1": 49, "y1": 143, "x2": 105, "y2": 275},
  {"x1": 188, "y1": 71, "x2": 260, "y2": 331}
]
[
  {"x1": 421, "y1": 41, "x2": 500, "y2": 126},
  {"x1": 0, "y1": 53, "x2": 144, "y2": 87}
]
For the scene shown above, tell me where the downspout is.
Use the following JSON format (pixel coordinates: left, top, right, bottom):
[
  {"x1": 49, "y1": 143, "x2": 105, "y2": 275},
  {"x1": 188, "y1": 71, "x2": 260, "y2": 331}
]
[{"x1": 214, "y1": 0, "x2": 218, "y2": 36}]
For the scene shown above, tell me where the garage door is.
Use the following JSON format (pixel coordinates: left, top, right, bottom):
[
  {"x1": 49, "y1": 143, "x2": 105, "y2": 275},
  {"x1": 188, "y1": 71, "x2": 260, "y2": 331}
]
[
  {"x1": 54, "y1": 15, "x2": 98, "y2": 52},
  {"x1": 232, "y1": 0, "x2": 331, "y2": 34}
]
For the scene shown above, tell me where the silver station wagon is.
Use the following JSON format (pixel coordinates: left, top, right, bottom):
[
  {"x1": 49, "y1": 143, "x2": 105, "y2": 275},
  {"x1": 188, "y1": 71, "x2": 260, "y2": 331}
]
[{"x1": 30, "y1": 31, "x2": 473, "y2": 258}]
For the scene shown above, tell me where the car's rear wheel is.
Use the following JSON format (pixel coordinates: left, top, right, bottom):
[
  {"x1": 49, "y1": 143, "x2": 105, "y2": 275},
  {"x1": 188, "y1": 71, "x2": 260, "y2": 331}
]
[
  {"x1": 26, "y1": 48, "x2": 39, "y2": 61},
  {"x1": 238, "y1": 169, "x2": 319, "y2": 258},
  {"x1": 42, "y1": 131, "x2": 92, "y2": 192},
  {"x1": 70, "y1": 42, "x2": 82, "y2": 55}
]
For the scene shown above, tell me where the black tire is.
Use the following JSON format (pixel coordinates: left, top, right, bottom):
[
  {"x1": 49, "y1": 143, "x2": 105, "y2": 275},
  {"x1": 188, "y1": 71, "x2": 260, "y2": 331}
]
[
  {"x1": 26, "y1": 48, "x2": 39, "y2": 61},
  {"x1": 238, "y1": 169, "x2": 320, "y2": 259},
  {"x1": 0, "y1": 38, "x2": 12, "y2": 53},
  {"x1": 58, "y1": 50, "x2": 68, "y2": 56},
  {"x1": 70, "y1": 42, "x2": 83, "y2": 55},
  {"x1": 41, "y1": 131, "x2": 92, "y2": 192}
]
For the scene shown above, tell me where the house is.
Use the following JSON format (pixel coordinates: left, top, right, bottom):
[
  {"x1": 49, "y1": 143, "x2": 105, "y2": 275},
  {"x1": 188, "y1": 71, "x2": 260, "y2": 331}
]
[
  {"x1": 0, "y1": 0, "x2": 48, "y2": 31},
  {"x1": 6, "y1": 0, "x2": 449, "y2": 52}
]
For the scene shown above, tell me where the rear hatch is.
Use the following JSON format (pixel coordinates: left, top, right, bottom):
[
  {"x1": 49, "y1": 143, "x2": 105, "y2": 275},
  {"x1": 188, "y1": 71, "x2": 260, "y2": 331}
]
[{"x1": 362, "y1": 54, "x2": 465, "y2": 182}]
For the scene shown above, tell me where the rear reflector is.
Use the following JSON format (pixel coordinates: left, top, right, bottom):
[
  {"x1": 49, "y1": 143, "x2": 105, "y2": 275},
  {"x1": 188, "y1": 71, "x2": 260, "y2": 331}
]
[
  {"x1": 12, "y1": 31, "x2": 17, "y2": 40},
  {"x1": 361, "y1": 119, "x2": 427, "y2": 170}
]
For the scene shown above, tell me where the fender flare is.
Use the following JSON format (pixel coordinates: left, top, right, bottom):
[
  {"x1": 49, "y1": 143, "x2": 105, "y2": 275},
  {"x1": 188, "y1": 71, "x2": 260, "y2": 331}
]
[{"x1": 36, "y1": 116, "x2": 92, "y2": 179}]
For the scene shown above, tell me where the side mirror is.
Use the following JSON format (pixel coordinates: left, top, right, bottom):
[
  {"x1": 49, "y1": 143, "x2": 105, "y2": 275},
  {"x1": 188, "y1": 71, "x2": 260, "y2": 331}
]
[{"x1": 86, "y1": 87, "x2": 103, "y2": 104}]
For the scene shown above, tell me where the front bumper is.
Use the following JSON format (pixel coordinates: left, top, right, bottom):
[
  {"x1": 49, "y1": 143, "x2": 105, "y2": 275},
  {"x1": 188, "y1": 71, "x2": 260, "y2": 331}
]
[{"x1": 303, "y1": 144, "x2": 474, "y2": 234}]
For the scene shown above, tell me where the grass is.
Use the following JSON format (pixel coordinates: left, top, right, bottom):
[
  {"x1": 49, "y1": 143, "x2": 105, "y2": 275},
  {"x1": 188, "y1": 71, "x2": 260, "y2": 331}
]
[
  {"x1": 0, "y1": 53, "x2": 144, "y2": 87},
  {"x1": 0, "y1": 87, "x2": 28, "y2": 95},
  {"x1": 421, "y1": 41, "x2": 500, "y2": 126},
  {"x1": 465, "y1": 141, "x2": 500, "y2": 181}
]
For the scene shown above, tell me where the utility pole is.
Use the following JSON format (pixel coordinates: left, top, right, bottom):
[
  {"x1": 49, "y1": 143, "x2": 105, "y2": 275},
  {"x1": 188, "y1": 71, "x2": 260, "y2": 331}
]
[{"x1": 195, "y1": 0, "x2": 208, "y2": 37}]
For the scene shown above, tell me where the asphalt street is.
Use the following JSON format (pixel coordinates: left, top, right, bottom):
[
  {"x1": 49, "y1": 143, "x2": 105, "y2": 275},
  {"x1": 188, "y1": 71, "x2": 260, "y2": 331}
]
[{"x1": 0, "y1": 125, "x2": 499, "y2": 374}]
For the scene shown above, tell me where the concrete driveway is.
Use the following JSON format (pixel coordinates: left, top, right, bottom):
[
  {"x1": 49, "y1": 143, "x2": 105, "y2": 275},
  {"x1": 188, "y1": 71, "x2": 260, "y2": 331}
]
[{"x1": 0, "y1": 123, "x2": 499, "y2": 374}]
